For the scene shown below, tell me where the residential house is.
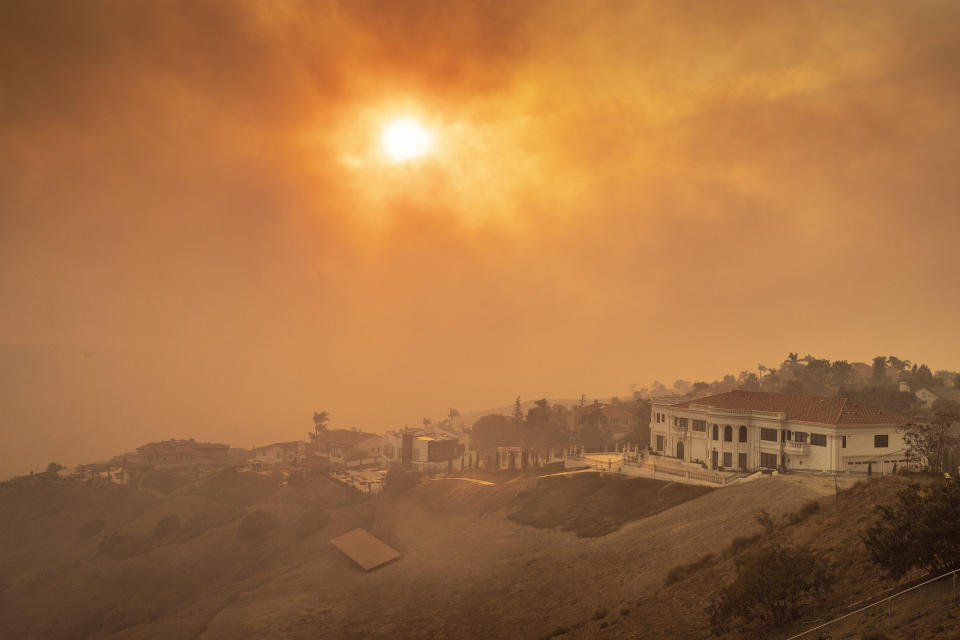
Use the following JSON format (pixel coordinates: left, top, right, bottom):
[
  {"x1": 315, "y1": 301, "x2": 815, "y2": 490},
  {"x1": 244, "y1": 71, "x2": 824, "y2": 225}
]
[
  {"x1": 915, "y1": 386, "x2": 960, "y2": 410},
  {"x1": 650, "y1": 390, "x2": 912, "y2": 473},
  {"x1": 382, "y1": 426, "x2": 472, "y2": 472},
  {"x1": 136, "y1": 439, "x2": 229, "y2": 466},
  {"x1": 315, "y1": 429, "x2": 383, "y2": 466},
  {"x1": 251, "y1": 441, "x2": 307, "y2": 468}
]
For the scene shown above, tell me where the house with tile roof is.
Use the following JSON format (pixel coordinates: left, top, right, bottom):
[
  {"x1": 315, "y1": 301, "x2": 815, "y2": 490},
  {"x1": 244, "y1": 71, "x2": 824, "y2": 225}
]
[{"x1": 649, "y1": 390, "x2": 912, "y2": 473}]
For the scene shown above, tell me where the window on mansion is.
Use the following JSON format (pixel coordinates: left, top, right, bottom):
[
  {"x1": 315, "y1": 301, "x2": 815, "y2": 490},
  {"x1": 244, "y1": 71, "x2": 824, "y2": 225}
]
[
  {"x1": 760, "y1": 428, "x2": 778, "y2": 442},
  {"x1": 793, "y1": 432, "x2": 808, "y2": 444},
  {"x1": 723, "y1": 425, "x2": 732, "y2": 442},
  {"x1": 692, "y1": 419, "x2": 707, "y2": 432},
  {"x1": 810, "y1": 433, "x2": 827, "y2": 447},
  {"x1": 874, "y1": 434, "x2": 889, "y2": 448},
  {"x1": 738, "y1": 426, "x2": 747, "y2": 442}
]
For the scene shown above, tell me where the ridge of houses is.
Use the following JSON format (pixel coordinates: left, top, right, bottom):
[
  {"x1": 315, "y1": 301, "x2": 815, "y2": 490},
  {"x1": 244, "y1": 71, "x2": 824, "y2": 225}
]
[{"x1": 63, "y1": 387, "x2": 950, "y2": 489}]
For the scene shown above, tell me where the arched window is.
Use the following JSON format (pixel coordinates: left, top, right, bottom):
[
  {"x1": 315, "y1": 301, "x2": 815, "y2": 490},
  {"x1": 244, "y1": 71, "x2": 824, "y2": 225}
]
[
  {"x1": 739, "y1": 426, "x2": 748, "y2": 443},
  {"x1": 724, "y1": 425, "x2": 733, "y2": 442},
  {"x1": 712, "y1": 424, "x2": 719, "y2": 440}
]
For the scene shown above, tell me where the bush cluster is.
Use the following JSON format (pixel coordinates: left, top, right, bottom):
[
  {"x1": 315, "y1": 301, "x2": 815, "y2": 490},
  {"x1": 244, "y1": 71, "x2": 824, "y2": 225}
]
[
  {"x1": 293, "y1": 506, "x2": 330, "y2": 538},
  {"x1": 665, "y1": 554, "x2": 718, "y2": 586},
  {"x1": 153, "y1": 514, "x2": 181, "y2": 538},
  {"x1": 865, "y1": 481, "x2": 960, "y2": 577},
  {"x1": 786, "y1": 500, "x2": 820, "y2": 525},
  {"x1": 237, "y1": 510, "x2": 276, "y2": 540},
  {"x1": 707, "y1": 545, "x2": 835, "y2": 635}
]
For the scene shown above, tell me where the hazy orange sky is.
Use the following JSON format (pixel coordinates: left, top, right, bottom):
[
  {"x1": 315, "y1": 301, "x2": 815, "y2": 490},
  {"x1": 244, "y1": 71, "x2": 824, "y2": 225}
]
[{"x1": 2, "y1": 1, "x2": 959, "y2": 477}]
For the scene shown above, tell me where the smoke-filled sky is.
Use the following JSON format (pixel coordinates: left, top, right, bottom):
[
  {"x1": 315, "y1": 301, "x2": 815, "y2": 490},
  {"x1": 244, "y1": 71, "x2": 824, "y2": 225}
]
[{"x1": 2, "y1": 1, "x2": 959, "y2": 477}]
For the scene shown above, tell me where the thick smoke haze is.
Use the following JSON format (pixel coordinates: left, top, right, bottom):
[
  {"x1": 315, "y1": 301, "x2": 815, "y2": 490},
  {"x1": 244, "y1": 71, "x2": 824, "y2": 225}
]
[{"x1": 2, "y1": 0, "x2": 959, "y2": 477}]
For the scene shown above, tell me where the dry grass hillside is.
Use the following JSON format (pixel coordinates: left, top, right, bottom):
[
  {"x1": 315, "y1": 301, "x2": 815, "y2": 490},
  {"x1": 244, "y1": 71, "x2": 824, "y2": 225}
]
[{"x1": 0, "y1": 469, "x2": 944, "y2": 640}]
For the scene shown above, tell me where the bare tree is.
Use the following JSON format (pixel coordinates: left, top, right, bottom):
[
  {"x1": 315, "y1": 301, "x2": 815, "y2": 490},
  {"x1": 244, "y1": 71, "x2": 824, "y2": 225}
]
[{"x1": 899, "y1": 414, "x2": 960, "y2": 474}]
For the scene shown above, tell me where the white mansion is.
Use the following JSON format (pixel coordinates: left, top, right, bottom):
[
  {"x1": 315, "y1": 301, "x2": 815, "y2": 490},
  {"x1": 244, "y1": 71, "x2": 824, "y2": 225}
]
[{"x1": 650, "y1": 390, "x2": 912, "y2": 473}]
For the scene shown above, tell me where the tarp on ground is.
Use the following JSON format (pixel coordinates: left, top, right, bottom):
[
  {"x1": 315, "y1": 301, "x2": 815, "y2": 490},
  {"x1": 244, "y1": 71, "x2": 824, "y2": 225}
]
[{"x1": 330, "y1": 528, "x2": 401, "y2": 571}]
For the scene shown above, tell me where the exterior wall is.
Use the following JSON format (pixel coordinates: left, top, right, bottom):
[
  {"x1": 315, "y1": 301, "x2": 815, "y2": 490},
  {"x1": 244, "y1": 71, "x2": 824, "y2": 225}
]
[
  {"x1": 348, "y1": 436, "x2": 383, "y2": 460},
  {"x1": 325, "y1": 435, "x2": 383, "y2": 463},
  {"x1": 382, "y1": 432, "x2": 402, "y2": 463},
  {"x1": 251, "y1": 443, "x2": 305, "y2": 467},
  {"x1": 427, "y1": 438, "x2": 461, "y2": 462},
  {"x1": 916, "y1": 388, "x2": 937, "y2": 409},
  {"x1": 650, "y1": 403, "x2": 908, "y2": 473}
]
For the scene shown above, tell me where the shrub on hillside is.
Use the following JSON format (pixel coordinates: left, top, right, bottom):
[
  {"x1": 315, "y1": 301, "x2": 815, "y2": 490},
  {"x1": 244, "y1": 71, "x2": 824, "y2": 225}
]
[
  {"x1": 193, "y1": 468, "x2": 276, "y2": 507},
  {"x1": 78, "y1": 518, "x2": 105, "y2": 540},
  {"x1": 707, "y1": 545, "x2": 836, "y2": 636},
  {"x1": 140, "y1": 467, "x2": 193, "y2": 494},
  {"x1": 384, "y1": 466, "x2": 422, "y2": 497},
  {"x1": 727, "y1": 534, "x2": 763, "y2": 556},
  {"x1": 237, "y1": 510, "x2": 276, "y2": 540},
  {"x1": 755, "y1": 509, "x2": 777, "y2": 532},
  {"x1": 665, "y1": 554, "x2": 718, "y2": 586},
  {"x1": 98, "y1": 532, "x2": 151, "y2": 558},
  {"x1": 864, "y1": 481, "x2": 960, "y2": 577},
  {"x1": 293, "y1": 505, "x2": 330, "y2": 538},
  {"x1": 287, "y1": 464, "x2": 332, "y2": 487},
  {"x1": 786, "y1": 499, "x2": 820, "y2": 525},
  {"x1": 153, "y1": 514, "x2": 181, "y2": 538}
]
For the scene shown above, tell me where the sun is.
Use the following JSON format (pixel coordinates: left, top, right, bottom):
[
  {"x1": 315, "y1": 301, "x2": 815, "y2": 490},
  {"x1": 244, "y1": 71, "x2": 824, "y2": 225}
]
[{"x1": 381, "y1": 117, "x2": 434, "y2": 162}]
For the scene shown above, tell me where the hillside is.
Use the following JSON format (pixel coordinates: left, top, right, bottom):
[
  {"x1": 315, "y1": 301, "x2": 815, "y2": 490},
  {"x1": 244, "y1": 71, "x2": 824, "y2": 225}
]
[{"x1": 0, "y1": 466, "x2": 889, "y2": 640}]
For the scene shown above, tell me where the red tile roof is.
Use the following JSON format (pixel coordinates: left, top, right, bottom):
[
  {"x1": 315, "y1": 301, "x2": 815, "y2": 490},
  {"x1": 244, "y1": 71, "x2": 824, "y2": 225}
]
[{"x1": 669, "y1": 390, "x2": 912, "y2": 425}]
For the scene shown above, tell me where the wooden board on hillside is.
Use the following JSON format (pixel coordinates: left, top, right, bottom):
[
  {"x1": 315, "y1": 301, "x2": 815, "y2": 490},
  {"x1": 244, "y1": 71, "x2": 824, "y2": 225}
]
[{"x1": 330, "y1": 528, "x2": 401, "y2": 571}]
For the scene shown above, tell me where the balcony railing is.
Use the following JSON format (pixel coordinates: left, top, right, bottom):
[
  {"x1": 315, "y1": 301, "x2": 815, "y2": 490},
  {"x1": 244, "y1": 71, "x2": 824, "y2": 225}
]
[
  {"x1": 688, "y1": 405, "x2": 786, "y2": 420},
  {"x1": 785, "y1": 441, "x2": 809, "y2": 455}
]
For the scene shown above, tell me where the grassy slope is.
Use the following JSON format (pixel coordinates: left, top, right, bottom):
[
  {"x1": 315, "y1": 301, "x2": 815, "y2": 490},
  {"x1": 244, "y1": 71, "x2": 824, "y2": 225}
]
[
  {"x1": 2, "y1": 470, "x2": 919, "y2": 640},
  {"x1": 508, "y1": 473, "x2": 713, "y2": 537},
  {"x1": 598, "y1": 474, "x2": 960, "y2": 640}
]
